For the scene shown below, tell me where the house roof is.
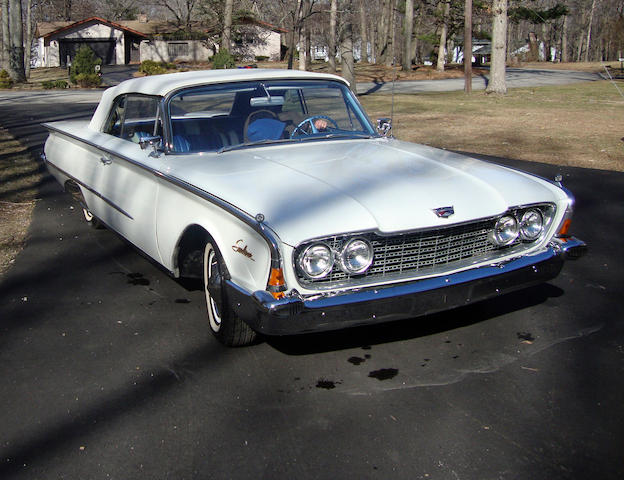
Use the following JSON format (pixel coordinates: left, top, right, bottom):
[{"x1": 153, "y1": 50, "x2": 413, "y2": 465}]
[
  {"x1": 37, "y1": 16, "x2": 149, "y2": 39},
  {"x1": 37, "y1": 15, "x2": 288, "y2": 40}
]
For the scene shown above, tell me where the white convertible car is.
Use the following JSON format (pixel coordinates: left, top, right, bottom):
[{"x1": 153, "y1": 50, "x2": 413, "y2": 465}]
[{"x1": 43, "y1": 69, "x2": 586, "y2": 346}]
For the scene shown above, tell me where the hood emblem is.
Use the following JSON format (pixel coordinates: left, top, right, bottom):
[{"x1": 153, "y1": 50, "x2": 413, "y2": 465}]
[{"x1": 433, "y1": 206, "x2": 454, "y2": 218}]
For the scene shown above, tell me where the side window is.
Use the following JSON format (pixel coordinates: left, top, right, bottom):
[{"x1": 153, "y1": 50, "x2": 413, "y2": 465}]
[{"x1": 103, "y1": 95, "x2": 162, "y2": 143}]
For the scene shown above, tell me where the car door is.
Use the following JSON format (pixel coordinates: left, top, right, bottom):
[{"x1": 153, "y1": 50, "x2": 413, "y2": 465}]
[{"x1": 91, "y1": 94, "x2": 164, "y2": 263}]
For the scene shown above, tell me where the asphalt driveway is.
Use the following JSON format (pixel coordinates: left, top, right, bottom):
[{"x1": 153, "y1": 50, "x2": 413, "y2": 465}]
[{"x1": 0, "y1": 94, "x2": 622, "y2": 479}]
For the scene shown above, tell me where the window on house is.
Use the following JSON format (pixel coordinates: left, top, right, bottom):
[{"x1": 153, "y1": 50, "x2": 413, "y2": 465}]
[{"x1": 168, "y1": 42, "x2": 189, "y2": 58}]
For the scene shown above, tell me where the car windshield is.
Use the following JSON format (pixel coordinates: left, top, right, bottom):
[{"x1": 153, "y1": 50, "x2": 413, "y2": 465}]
[{"x1": 167, "y1": 79, "x2": 376, "y2": 153}]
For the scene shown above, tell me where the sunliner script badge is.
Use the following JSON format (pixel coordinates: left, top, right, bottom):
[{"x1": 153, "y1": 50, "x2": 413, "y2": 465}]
[
  {"x1": 433, "y1": 206, "x2": 455, "y2": 218},
  {"x1": 232, "y1": 239, "x2": 255, "y2": 261}
]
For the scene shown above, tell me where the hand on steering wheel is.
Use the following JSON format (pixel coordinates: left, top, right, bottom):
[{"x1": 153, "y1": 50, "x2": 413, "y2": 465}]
[{"x1": 291, "y1": 115, "x2": 338, "y2": 138}]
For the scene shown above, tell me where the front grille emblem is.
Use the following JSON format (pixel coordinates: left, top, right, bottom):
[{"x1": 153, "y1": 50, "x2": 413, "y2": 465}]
[{"x1": 433, "y1": 206, "x2": 454, "y2": 218}]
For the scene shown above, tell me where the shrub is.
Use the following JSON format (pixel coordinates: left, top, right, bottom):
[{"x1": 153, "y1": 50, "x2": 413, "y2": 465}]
[
  {"x1": 139, "y1": 60, "x2": 175, "y2": 76},
  {"x1": 211, "y1": 49, "x2": 235, "y2": 69},
  {"x1": 69, "y1": 46, "x2": 102, "y2": 85},
  {"x1": 42, "y1": 79, "x2": 69, "y2": 89},
  {"x1": 255, "y1": 55, "x2": 269, "y2": 62},
  {"x1": 74, "y1": 73, "x2": 102, "y2": 88},
  {"x1": 0, "y1": 70, "x2": 13, "y2": 89}
]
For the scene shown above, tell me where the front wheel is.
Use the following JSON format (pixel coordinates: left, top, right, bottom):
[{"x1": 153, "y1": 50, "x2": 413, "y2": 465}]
[{"x1": 203, "y1": 242, "x2": 257, "y2": 347}]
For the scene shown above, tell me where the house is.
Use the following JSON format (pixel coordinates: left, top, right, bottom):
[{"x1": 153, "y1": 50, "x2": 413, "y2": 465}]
[{"x1": 35, "y1": 16, "x2": 286, "y2": 68}]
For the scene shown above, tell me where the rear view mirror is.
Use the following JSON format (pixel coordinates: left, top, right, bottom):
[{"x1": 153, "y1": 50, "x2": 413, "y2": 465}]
[{"x1": 250, "y1": 96, "x2": 285, "y2": 107}]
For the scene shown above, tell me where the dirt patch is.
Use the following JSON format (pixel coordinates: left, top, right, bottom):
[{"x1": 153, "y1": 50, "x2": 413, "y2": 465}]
[{"x1": 0, "y1": 128, "x2": 42, "y2": 276}]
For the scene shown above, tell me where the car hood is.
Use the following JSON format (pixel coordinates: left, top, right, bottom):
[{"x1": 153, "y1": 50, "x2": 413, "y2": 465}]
[{"x1": 165, "y1": 138, "x2": 565, "y2": 247}]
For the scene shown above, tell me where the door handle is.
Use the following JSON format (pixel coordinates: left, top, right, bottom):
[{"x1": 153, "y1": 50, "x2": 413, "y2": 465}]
[{"x1": 100, "y1": 156, "x2": 112, "y2": 165}]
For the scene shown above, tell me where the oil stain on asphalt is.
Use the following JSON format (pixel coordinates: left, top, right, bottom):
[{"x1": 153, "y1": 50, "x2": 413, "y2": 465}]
[
  {"x1": 127, "y1": 273, "x2": 150, "y2": 286},
  {"x1": 368, "y1": 368, "x2": 399, "y2": 381}
]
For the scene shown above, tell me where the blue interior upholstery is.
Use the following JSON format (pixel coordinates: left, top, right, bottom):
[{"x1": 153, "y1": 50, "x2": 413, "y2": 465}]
[{"x1": 246, "y1": 118, "x2": 286, "y2": 142}]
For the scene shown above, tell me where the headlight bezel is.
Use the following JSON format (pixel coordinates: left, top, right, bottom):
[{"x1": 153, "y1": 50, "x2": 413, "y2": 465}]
[
  {"x1": 339, "y1": 237, "x2": 374, "y2": 275},
  {"x1": 519, "y1": 208, "x2": 544, "y2": 241},
  {"x1": 491, "y1": 214, "x2": 520, "y2": 246},
  {"x1": 296, "y1": 242, "x2": 335, "y2": 280}
]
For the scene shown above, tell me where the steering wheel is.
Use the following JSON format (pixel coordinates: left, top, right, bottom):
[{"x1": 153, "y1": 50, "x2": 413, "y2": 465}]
[{"x1": 290, "y1": 115, "x2": 338, "y2": 138}]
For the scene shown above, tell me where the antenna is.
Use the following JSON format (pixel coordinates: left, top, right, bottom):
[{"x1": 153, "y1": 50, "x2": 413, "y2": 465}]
[{"x1": 390, "y1": 56, "x2": 396, "y2": 138}]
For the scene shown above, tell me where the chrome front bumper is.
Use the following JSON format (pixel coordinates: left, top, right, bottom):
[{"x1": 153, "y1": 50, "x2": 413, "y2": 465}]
[{"x1": 227, "y1": 237, "x2": 587, "y2": 336}]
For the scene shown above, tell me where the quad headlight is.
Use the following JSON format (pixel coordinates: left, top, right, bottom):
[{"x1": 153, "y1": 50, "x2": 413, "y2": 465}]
[
  {"x1": 491, "y1": 206, "x2": 550, "y2": 247},
  {"x1": 297, "y1": 243, "x2": 334, "y2": 279},
  {"x1": 492, "y1": 215, "x2": 519, "y2": 246},
  {"x1": 520, "y1": 209, "x2": 544, "y2": 241},
  {"x1": 339, "y1": 238, "x2": 374, "y2": 274},
  {"x1": 296, "y1": 237, "x2": 375, "y2": 280}
]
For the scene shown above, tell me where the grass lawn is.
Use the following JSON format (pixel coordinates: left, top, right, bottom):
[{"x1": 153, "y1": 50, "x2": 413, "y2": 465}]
[
  {"x1": 0, "y1": 128, "x2": 41, "y2": 275},
  {"x1": 360, "y1": 80, "x2": 624, "y2": 172}
]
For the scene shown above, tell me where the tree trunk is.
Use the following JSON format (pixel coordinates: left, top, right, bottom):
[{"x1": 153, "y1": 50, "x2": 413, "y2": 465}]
[
  {"x1": 464, "y1": 0, "x2": 472, "y2": 93},
  {"x1": 485, "y1": 0, "x2": 507, "y2": 94},
  {"x1": 221, "y1": 0, "x2": 233, "y2": 51},
  {"x1": 386, "y1": 0, "x2": 395, "y2": 66},
  {"x1": 369, "y1": 16, "x2": 376, "y2": 63},
  {"x1": 341, "y1": 19, "x2": 356, "y2": 93},
  {"x1": 328, "y1": 0, "x2": 337, "y2": 72},
  {"x1": 64, "y1": 0, "x2": 71, "y2": 21},
  {"x1": 299, "y1": 0, "x2": 307, "y2": 70},
  {"x1": 403, "y1": 0, "x2": 413, "y2": 70},
  {"x1": 528, "y1": 32, "x2": 539, "y2": 61},
  {"x1": 305, "y1": 19, "x2": 311, "y2": 70},
  {"x1": 561, "y1": 15, "x2": 569, "y2": 63},
  {"x1": 1, "y1": 0, "x2": 9, "y2": 70},
  {"x1": 287, "y1": 28, "x2": 296, "y2": 69},
  {"x1": 359, "y1": 0, "x2": 368, "y2": 63},
  {"x1": 436, "y1": 0, "x2": 449, "y2": 71},
  {"x1": 541, "y1": 23, "x2": 549, "y2": 61},
  {"x1": 584, "y1": 0, "x2": 596, "y2": 62},
  {"x1": 377, "y1": 0, "x2": 390, "y2": 64},
  {"x1": 8, "y1": 0, "x2": 25, "y2": 82},
  {"x1": 25, "y1": 0, "x2": 32, "y2": 77}
]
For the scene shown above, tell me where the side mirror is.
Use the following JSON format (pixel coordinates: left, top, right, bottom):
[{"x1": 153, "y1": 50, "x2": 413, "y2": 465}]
[
  {"x1": 377, "y1": 118, "x2": 392, "y2": 137},
  {"x1": 139, "y1": 135, "x2": 163, "y2": 157}
]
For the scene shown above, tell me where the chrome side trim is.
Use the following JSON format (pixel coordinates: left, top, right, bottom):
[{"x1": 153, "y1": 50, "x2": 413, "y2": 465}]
[
  {"x1": 43, "y1": 124, "x2": 284, "y2": 271},
  {"x1": 45, "y1": 158, "x2": 134, "y2": 220}
]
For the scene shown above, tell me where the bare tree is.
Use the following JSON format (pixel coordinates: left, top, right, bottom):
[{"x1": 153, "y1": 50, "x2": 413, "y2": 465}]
[
  {"x1": 403, "y1": 0, "x2": 413, "y2": 70},
  {"x1": 485, "y1": 0, "x2": 507, "y2": 94},
  {"x1": 359, "y1": 0, "x2": 368, "y2": 63},
  {"x1": 152, "y1": 0, "x2": 198, "y2": 31},
  {"x1": 7, "y1": 0, "x2": 25, "y2": 82},
  {"x1": 584, "y1": 0, "x2": 596, "y2": 62},
  {"x1": 436, "y1": 0, "x2": 450, "y2": 71},
  {"x1": 328, "y1": 0, "x2": 337, "y2": 72},
  {"x1": 25, "y1": 0, "x2": 32, "y2": 78},
  {"x1": 464, "y1": 0, "x2": 472, "y2": 93},
  {"x1": 222, "y1": 0, "x2": 233, "y2": 50},
  {"x1": 1, "y1": 0, "x2": 9, "y2": 70}
]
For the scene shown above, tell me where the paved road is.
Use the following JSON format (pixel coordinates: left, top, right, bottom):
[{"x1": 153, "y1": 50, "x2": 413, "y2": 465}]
[
  {"x1": 95, "y1": 64, "x2": 601, "y2": 93},
  {"x1": 357, "y1": 67, "x2": 601, "y2": 94},
  {"x1": 0, "y1": 94, "x2": 622, "y2": 479}
]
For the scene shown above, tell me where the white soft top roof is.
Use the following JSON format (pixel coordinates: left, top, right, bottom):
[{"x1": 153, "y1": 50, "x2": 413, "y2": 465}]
[{"x1": 89, "y1": 69, "x2": 349, "y2": 131}]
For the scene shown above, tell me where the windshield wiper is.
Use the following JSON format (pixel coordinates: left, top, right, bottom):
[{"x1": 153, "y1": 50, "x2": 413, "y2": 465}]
[{"x1": 217, "y1": 138, "x2": 292, "y2": 154}]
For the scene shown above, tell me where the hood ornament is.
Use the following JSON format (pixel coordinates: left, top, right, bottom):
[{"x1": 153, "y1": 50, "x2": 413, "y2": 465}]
[{"x1": 433, "y1": 206, "x2": 454, "y2": 218}]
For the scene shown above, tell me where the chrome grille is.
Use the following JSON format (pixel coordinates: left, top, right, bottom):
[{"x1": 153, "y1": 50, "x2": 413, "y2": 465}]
[{"x1": 300, "y1": 219, "x2": 498, "y2": 285}]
